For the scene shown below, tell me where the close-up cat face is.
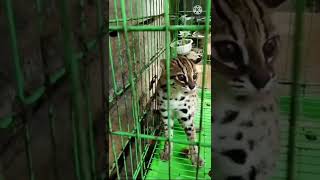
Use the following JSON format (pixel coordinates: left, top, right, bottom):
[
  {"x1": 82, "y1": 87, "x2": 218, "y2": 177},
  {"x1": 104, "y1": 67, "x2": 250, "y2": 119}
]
[{"x1": 212, "y1": 0, "x2": 284, "y2": 96}]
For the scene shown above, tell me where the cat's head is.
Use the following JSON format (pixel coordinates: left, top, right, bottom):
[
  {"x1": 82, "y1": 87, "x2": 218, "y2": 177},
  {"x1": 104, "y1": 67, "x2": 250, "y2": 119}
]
[
  {"x1": 160, "y1": 55, "x2": 202, "y2": 92},
  {"x1": 212, "y1": 0, "x2": 285, "y2": 97}
]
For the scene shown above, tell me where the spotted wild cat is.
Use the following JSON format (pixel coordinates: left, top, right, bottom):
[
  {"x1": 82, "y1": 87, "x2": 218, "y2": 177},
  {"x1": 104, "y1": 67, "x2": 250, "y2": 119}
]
[
  {"x1": 155, "y1": 55, "x2": 204, "y2": 167},
  {"x1": 212, "y1": 0, "x2": 285, "y2": 179}
]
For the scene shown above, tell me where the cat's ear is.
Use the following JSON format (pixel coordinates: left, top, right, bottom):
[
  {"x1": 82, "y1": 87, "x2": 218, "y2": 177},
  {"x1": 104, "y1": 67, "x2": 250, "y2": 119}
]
[
  {"x1": 184, "y1": 53, "x2": 202, "y2": 65},
  {"x1": 261, "y1": 0, "x2": 286, "y2": 8}
]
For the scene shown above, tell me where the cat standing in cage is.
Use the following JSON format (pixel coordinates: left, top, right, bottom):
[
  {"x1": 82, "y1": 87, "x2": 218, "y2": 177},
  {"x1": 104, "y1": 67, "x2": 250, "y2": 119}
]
[
  {"x1": 153, "y1": 55, "x2": 204, "y2": 167},
  {"x1": 212, "y1": 0, "x2": 285, "y2": 179}
]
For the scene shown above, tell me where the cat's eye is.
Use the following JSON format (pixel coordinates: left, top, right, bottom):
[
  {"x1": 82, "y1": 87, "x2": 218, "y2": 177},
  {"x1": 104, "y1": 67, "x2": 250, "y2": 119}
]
[
  {"x1": 213, "y1": 40, "x2": 242, "y2": 63},
  {"x1": 263, "y1": 36, "x2": 278, "y2": 62},
  {"x1": 177, "y1": 74, "x2": 186, "y2": 81},
  {"x1": 193, "y1": 73, "x2": 198, "y2": 80}
]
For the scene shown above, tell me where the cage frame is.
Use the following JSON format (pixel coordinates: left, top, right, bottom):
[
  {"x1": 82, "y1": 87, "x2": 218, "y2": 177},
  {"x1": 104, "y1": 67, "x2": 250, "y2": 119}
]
[{"x1": 108, "y1": 0, "x2": 212, "y2": 179}]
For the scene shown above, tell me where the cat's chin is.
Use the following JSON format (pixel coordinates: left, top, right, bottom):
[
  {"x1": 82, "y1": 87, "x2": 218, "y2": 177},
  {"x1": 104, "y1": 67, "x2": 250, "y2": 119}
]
[
  {"x1": 190, "y1": 88, "x2": 197, "y2": 92},
  {"x1": 184, "y1": 90, "x2": 197, "y2": 94},
  {"x1": 231, "y1": 90, "x2": 274, "y2": 101},
  {"x1": 181, "y1": 87, "x2": 197, "y2": 93}
]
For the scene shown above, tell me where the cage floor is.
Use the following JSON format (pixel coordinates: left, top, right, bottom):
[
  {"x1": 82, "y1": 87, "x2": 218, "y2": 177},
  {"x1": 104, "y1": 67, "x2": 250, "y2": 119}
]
[
  {"x1": 273, "y1": 96, "x2": 320, "y2": 180},
  {"x1": 144, "y1": 93, "x2": 320, "y2": 180},
  {"x1": 145, "y1": 89, "x2": 211, "y2": 180}
]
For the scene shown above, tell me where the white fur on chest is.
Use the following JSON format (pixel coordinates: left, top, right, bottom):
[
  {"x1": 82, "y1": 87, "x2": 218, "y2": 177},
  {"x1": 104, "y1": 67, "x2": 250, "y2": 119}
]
[
  {"x1": 214, "y1": 98, "x2": 278, "y2": 146},
  {"x1": 213, "y1": 94, "x2": 280, "y2": 179},
  {"x1": 157, "y1": 88, "x2": 197, "y2": 112}
]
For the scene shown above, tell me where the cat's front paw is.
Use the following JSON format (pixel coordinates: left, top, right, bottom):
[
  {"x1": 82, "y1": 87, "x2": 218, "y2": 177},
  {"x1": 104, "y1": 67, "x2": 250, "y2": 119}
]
[
  {"x1": 191, "y1": 155, "x2": 204, "y2": 167},
  {"x1": 160, "y1": 150, "x2": 171, "y2": 161}
]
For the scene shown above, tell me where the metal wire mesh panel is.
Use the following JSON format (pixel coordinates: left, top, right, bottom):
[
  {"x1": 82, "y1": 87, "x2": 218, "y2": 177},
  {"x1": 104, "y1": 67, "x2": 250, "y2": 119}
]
[
  {"x1": 272, "y1": 1, "x2": 320, "y2": 179},
  {"x1": 108, "y1": 0, "x2": 211, "y2": 179},
  {"x1": 0, "y1": 0, "x2": 107, "y2": 179}
]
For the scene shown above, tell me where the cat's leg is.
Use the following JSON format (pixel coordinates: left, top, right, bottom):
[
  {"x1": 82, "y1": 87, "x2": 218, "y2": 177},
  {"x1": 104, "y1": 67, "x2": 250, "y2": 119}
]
[
  {"x1": 178, "y1": 108, "x2": 204, "y2": 167},
  {"x1": 160, "y1": 109, "x2": 174, "y2": 160}
]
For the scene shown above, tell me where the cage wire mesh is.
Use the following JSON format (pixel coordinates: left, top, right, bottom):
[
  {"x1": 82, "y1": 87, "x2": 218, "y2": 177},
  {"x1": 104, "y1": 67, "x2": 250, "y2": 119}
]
[
  {"x1": 271, "y1": 0, "x2": 320, "y2": 179},
  {"x1": 0, "y1": 0, "x2": 106, "y2": 180},
  {"x1": 108, "y1": 0, "x2": 211, "y2": 179}
]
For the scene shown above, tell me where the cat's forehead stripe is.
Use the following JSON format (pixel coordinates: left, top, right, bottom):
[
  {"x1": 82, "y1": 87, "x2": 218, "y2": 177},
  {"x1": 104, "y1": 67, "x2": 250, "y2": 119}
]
[
  {"x1": 175, "y1": 58, "x2": 186, "y2": 75},
  {"x1": 179, "y1": 58, "x2": 191, "y2": 81},
  {"x1": 213, "y1": 0, "x2": 238, "y2": 40},
  {"x1": 184, "y1": 57, "x2": 194, "y2": 75},
  {"x1": 224, "y1": 0, "x2": 248, "y2": 39},
  {"x1": 213, "y1": 0, "x2": 272, "y2": 41},
  {"x1": 252, "y1": 0, "x2": 268, "y2": 39}
]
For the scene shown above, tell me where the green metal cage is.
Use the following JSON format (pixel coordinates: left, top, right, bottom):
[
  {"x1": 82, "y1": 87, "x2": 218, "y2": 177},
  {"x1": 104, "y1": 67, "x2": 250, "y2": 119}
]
[
  {"x1": 0, "y1": 0, "x2": 106, "y2": 180},
  {"x1": 108, "y1": 0, "x2": 211, "y2": 179},
  {"x1": 271, "y1": 1, "x2": 320, "y2": 179},
  {"x1": 108, "y1": 0, "x2": 320, "y2": 180}
]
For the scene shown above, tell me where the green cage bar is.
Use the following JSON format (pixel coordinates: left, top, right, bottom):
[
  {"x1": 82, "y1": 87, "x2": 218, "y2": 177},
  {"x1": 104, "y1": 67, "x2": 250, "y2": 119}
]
[
  {"x1": 287, "y1": 0, "x2": 305, "y2": 180},
  {"x1": 271, "y1": 1, "x2": 320, "y2": 180}
]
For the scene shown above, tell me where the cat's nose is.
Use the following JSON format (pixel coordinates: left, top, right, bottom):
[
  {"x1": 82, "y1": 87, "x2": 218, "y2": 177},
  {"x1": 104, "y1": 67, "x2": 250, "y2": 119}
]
[
  {"x1": 188, "y1": 83, "x2": 196, "y2": 90},
  {"x1": 249, "y1": 71, "x2": 270, "y2": 90}
]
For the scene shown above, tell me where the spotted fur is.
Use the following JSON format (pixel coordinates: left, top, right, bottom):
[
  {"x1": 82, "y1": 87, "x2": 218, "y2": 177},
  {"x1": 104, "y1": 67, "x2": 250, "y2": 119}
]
[
  {"x1": 156, "y1": 55, "x2": 204, "y2": 167},
  {"x1": 212, "y1": 0, "x2": 285, "y2": 179}
]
